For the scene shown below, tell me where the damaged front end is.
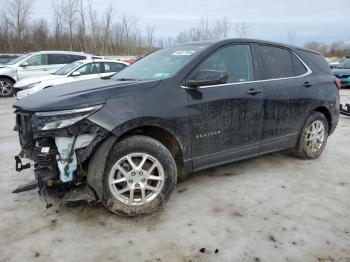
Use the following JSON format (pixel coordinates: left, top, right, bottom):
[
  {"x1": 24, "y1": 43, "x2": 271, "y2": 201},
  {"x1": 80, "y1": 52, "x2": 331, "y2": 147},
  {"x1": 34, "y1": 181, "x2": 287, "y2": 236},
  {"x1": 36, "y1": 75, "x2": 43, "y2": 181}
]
[{"x1": 13, "y1": 105, "x2": 109, "y2": 204}]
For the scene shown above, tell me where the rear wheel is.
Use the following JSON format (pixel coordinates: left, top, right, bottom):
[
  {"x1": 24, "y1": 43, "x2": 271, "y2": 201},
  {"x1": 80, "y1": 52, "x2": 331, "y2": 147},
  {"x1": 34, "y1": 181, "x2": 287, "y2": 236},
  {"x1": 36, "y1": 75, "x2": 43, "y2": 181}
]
[
  {"x1": 102, "y1": 135, "x2": 177, "y2": 216},
  {"x1": 0, "y1": 78, "x2": 15, "y2": 97},
  {"x1": 291, "y1": 112, "x2": 329, "y2": 159}
]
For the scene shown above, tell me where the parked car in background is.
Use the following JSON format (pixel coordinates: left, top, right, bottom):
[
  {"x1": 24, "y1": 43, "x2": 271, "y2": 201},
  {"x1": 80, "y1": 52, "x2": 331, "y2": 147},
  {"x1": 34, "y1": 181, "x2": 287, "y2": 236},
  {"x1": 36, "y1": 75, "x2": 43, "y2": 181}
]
[
  {"x1": 325, "y1": 57, "x2": 340, "y2": 69},
  {"x1": 0, "y1": 54, "x2": 20, "y2": 65},
  {"x1": 332, "y1": 58, "x2": 350, "y2": 88},
  {"x1": 13, "y1": 39, "x2": 339, "y2": 216},
  {"x1": 0, "y1": 51, "x2": 101, "y2": 97},
  {"x1": 15, "y1": 59, "x2": 128, "y2": 99}
]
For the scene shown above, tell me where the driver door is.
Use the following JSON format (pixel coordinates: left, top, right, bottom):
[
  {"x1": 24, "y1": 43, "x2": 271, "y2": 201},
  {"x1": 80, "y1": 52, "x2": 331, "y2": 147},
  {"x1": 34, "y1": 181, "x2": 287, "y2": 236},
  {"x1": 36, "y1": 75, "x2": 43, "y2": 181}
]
[
  {"x1": 185, "y1": 44, "x2": 265, "y2": 170},
  {"x1": 17, "y1": 54, "x2": 50, "y2": 80}
]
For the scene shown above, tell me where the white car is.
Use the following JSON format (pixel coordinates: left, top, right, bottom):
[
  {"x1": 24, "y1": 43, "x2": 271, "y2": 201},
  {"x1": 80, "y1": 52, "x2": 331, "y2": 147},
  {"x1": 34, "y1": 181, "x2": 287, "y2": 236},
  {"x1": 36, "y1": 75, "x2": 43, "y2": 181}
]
[
  {"x1": 0, "y1": 51, "x2": 101, "y2": 97},
  {"x1": 15, "y1": 59, "x2": 128, "y2": 100}
]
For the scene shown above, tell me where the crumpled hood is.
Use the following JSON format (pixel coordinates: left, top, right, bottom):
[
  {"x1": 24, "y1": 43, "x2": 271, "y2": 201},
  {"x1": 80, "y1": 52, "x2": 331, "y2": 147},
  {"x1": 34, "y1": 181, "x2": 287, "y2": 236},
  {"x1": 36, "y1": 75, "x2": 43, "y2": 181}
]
[
  {"x1": 15, "y1": 74, "x2": 65, "y2": 87},
  {"x1": 14, "y1": 78, "x2": 160, "y2": 112},
  {"x1": 332, "y1": 68, "x2": 350, "y2": 75}
]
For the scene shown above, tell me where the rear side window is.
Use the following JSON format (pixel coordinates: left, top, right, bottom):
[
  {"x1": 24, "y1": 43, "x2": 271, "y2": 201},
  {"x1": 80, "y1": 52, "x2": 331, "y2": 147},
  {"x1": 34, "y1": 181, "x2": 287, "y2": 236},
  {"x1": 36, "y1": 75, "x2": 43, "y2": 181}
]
[
  {"x1": 256, "y1": 45, "x2": 307, "y2": 80},
  {"x1": 104, "y1": 62, "x2": 127, "y2": 73},
  {"x1": 298, "y1": 50, "x2": 331, "y2": 74},
  {"x1": 48, "y1": 54, "x2": 86, "y2": 65},
  {"x1": 75, "y1": 62, "x2": 104, "y2": 75}
]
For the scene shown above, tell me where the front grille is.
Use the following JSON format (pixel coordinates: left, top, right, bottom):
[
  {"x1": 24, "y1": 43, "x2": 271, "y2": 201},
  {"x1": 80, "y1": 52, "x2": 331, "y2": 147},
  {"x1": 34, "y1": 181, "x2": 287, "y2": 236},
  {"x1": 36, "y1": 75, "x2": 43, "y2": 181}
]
[{"x1": 335, "y1": 74, "x2": 349, "y2": 79}]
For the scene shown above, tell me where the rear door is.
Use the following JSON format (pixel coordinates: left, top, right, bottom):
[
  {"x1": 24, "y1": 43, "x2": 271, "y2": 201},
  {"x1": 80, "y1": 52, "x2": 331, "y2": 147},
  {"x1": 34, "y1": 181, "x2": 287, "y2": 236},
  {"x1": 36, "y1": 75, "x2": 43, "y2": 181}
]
[
  {"x1": 254, "y1": 44, "x2": 317, "y2": 152},
  {"x1": 185, "y1": 44, "x2": 265, "y2": 170},
  {"x1": 17, "y1": 54, "x2": 49, "y2": 80}
]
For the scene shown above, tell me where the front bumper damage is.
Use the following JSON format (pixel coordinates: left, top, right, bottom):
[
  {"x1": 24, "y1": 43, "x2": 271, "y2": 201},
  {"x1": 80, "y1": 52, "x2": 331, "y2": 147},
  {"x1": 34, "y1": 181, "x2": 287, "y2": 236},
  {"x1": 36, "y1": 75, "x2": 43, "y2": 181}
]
[{"x1": 13, "y1": 109, "x2": 109, "y2": 205}]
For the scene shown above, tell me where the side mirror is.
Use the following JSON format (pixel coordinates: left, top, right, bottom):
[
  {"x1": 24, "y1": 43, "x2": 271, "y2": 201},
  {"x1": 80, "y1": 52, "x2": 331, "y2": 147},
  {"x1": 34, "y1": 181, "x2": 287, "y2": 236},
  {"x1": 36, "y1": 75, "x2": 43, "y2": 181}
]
[
  {"x1": 187, "y1": 70, "x2": 228, "y2": 88},
  {"x1": 20, "y1": 62, "x2": 29, "y2": 67},
  {"x1": 71, "y1": 71, "x2": 81, "y2": 77}
]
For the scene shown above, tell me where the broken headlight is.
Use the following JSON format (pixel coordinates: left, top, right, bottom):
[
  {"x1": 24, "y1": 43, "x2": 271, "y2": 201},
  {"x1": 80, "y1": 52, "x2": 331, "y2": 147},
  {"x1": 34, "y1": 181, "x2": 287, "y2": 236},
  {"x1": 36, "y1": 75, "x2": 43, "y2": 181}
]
[{"x1": 35, "y1": 105, "x2": 103, "y2": 131}]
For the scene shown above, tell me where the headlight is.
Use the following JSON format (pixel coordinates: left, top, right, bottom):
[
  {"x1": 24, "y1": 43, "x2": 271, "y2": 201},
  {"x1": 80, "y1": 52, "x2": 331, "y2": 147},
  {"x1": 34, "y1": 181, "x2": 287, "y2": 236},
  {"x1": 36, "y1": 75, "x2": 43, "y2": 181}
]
[
  {"x1": 29, "y1": 81, "x2": 41, "y2": 88},
  {"x1": 35, "y1": 105, "x2": 103, "y2": 131}
]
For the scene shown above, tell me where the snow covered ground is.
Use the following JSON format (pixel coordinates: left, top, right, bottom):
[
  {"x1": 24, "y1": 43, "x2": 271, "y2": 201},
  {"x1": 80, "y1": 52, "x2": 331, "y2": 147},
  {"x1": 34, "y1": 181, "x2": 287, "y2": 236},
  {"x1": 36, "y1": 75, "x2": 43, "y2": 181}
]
[{"x1": 0, "y1": 91, "x2": 349, "y2": 262}]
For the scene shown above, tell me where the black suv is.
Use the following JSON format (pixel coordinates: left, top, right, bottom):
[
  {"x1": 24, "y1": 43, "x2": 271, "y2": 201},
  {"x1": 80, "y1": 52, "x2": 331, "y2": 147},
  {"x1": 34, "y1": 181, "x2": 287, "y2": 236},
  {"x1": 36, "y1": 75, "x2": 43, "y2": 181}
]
[{"x1": 13, "y1": 39, "x2": 340, "y2": 216}]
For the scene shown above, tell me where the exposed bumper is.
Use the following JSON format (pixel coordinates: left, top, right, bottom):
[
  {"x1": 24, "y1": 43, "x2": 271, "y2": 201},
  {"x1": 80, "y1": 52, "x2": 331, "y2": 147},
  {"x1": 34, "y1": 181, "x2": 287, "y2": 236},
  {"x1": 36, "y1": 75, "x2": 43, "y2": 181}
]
[{"x1": 14, "y1": 110, "x2": 109, "y2": 195}]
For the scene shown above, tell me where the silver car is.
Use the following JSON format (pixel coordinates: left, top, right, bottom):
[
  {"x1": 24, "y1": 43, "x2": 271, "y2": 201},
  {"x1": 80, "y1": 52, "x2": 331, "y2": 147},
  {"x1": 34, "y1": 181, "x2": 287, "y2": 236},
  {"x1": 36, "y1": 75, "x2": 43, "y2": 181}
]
[{"x1": 0, "y1": 51, "x2": 100, "y2": 97}]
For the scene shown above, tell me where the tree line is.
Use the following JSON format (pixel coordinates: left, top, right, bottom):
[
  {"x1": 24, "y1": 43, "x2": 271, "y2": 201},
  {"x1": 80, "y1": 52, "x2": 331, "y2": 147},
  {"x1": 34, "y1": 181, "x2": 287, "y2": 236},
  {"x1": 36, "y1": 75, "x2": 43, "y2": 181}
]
[{"x1": 0, "y1": 0, "x2": 349, "y2": 57}]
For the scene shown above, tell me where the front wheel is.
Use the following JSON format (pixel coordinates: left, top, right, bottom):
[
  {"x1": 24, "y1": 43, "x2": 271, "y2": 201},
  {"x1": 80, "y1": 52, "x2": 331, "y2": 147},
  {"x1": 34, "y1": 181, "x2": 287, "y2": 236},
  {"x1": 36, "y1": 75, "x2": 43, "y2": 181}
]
[
  {"x1": 0, "y1": 78, "x2": 15, "y2": 97},
  {"x1": 102, "y1": 135, "x2": 177, "y2": 216},
  {"x1": 291, "y1": 112, "x2": 329, "y2": 159}
]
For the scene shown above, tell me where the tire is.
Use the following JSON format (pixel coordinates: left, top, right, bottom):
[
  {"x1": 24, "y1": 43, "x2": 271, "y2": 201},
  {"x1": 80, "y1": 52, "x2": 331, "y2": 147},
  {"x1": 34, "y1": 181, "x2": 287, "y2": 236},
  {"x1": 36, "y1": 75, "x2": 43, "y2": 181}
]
[
  {"x1": 0, "y1": 77, "x2": 15, "y2": 97},
  {"x1": 102, "y1": 135, "x2": 177, "y2": 216},
  {"x1": 291, "y1": 111, "x2": 329, "y2": 159}
]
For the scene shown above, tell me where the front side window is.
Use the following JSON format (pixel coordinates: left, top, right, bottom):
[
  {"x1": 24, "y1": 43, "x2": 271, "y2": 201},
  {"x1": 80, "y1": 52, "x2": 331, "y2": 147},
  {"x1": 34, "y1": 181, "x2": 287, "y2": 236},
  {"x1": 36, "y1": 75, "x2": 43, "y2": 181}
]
[
  {"x1": 112, "y1": 44, "x2": 209, "y2": 81},
  {"x1": 25, "y1": 54, "x2": 48, "y2": 66},
  {"x1": 256, "y1": 45, "x2": 307, "y2": 80},
  {"x1": 53, "y1": 61, "x2": 83, "y2": 75},
  {"x1": 190, "y1": 45, "x2": 254, "y2": 84}
]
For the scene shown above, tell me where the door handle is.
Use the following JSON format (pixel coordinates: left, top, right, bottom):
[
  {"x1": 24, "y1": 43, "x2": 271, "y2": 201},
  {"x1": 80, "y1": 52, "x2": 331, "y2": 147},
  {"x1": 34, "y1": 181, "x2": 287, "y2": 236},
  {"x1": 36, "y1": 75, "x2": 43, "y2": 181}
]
[
  {"x1": 303, "y1": 81, "x2": 313, "y2": 88},
  {"x1": 247, "y1": 88, "x2": 262, "y2": 95}
]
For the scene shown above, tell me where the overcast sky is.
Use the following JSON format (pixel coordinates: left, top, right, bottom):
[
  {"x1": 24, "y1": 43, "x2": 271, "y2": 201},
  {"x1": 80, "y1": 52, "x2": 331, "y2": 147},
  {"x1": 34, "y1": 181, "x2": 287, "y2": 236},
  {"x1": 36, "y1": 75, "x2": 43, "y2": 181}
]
[{"x1": 31, "y1": 0, "x2": 350, "y2": 45}]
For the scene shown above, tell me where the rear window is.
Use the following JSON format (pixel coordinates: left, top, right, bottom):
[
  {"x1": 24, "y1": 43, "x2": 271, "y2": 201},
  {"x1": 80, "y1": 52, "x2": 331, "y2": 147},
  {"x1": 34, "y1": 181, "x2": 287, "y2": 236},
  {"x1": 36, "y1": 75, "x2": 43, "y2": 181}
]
[
  {"x1": 256, "y1": 45, "x2": 307, "y2": 80},
  {"x1": 104, "y1": 62, "x2": 127, "y2": 73},
  {"x1": 298, "y1": 50, "x2": 331, "y2": 74}
]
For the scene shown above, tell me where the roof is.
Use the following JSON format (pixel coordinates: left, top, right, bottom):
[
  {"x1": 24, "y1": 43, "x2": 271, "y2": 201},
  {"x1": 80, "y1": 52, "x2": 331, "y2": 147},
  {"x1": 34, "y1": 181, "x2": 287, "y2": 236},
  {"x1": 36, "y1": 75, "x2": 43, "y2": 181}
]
[
  {"x1": 75, "y1": 59, "x2": 129, "y2": 65},
  {"x1": 178, "y1": 38, "x2": 322, "y2": 55},
  {"x1": 30, "y1": 50, "x2": 95, "y2": 56}
]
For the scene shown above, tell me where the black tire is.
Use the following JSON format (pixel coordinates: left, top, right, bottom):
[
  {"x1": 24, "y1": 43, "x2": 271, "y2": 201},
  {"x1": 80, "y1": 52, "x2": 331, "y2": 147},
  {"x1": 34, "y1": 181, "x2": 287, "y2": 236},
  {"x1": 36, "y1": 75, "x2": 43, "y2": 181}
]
[
  {"x1": 102, "y1": 135, "x2": 177, "y2": 216},
  {"x1": 0, "y1": 77, "x2": 15, "y2": 97},
  {"x1": 291, "y1": 112, "x2": 329, "y2": 159}
]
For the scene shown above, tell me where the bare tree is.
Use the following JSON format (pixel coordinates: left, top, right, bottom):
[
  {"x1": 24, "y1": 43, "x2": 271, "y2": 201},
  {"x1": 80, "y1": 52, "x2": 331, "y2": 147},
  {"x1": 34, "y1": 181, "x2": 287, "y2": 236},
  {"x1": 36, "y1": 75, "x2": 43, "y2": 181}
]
[
  {"x1": 52, "y1": 0, "x2": 64, "y2": 49},
  {"x1": 235, "y1": 22, "x2": 249, "y2": 38},
  {"x1": 5, "y1": 0, "x2": 35, "y2": 39},
  {"x1": 287, "y1": 30, "x2": 296, "y2": 45},
  {"x1": 77, "y1": 0, "x2": 87, "y2": 51},
  {"x1": 121, "y1": 12, "x2": 138, "y2": 47},
  {"x1": 146, "y1": 25, "x2": 156, "y2": 48},
  {"x1": 102, "y1": 3, "x2": 114, "y2": 54},
  {"x1": 61, "y1": 0, "x2": 78, "y2": 50},
  {"x1": 212, "y1": 17, "x2": 230, "y2": 39}
]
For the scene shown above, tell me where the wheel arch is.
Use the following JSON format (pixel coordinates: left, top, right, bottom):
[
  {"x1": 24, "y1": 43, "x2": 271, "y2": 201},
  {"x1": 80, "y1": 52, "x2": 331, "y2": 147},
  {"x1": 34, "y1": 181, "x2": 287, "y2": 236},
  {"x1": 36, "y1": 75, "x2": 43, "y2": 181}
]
[
  {"x1": 313, "y1": 106, "x2": 332, "y2": 133},
  {"x1": 0, "y1": 75, "x2": 16, "y2": 83},
  {"x1": 116, "y1": 124, "x2": 186, "y2": 181}
]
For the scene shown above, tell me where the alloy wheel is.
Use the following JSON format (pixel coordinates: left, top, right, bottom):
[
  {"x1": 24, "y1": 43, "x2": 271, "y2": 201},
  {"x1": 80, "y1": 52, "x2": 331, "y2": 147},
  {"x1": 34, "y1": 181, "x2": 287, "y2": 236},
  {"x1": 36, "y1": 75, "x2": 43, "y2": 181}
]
[
  {"x1": 108, "y1": 153, "x2": 165, "y2": 206},
  {"x1": 0, "y1": 80, "x2": 13, "y2": 96},
  {"x1": 305, "y1": 120, "x2": 325, "y2": 153}
]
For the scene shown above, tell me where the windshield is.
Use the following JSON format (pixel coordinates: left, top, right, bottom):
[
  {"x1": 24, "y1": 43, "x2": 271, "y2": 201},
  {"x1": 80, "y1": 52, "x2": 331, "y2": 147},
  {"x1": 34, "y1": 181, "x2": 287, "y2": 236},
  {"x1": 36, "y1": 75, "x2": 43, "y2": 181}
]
[
  {"x1": 6, "y1": 53, "x2": 31, "y2": 65},
  {"x1": 53, "y1": 61, "x2": 83, "y2": 75},
  {"x1": 112, "y1": 44, "x2": 209, "y2": 81},
  {"x1": 338, "y1": 59, "x2": 350, "y2": 69}
]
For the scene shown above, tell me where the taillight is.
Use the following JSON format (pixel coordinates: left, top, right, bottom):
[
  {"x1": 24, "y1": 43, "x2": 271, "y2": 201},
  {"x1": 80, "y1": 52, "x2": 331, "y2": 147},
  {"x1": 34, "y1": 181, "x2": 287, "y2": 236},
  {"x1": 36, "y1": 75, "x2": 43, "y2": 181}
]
[{"x1": 335, "y1": 79, "x2": 341, "y2": 90}]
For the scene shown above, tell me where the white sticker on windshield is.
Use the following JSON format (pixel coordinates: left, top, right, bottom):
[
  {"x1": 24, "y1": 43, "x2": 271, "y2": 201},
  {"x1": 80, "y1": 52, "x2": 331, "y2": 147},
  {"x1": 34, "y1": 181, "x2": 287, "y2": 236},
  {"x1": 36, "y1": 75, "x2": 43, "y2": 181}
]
[{"x1": 172, "y1": 50, "x2": 196, "y2": 56}]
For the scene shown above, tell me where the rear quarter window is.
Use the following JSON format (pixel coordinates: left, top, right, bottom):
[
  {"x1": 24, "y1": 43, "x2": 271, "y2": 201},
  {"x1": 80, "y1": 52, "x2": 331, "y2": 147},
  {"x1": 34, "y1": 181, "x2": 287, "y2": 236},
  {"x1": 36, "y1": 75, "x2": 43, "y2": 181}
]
[
  {"x1": 297, "y1": 50, "x2": 331, "y2": 74},
  {"x1": 256, "y1": 45, "x2": 307, "y2": 80}
]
